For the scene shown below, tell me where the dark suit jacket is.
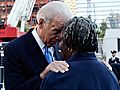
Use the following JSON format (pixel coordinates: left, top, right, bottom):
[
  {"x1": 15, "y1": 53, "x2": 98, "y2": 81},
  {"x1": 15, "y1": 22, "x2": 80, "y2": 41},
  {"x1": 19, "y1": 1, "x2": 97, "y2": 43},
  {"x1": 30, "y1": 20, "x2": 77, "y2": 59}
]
[
  {"x1": 111, "y1": 63, "x2": 120, "y2": 81},
  {"x1": 109, "y1": 57, "x2": 120, "y2": 66},
  {"x1": 3, "y1": 29, "x2": 62, "y2": 90},
  {"x1": 40, "y1": 53, "x2": 120, "y2": 90}
]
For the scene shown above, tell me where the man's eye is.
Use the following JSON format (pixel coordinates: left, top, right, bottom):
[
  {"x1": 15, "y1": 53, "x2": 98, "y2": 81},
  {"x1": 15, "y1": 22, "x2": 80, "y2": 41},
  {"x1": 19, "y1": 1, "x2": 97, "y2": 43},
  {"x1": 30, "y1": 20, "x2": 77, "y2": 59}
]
[{"x1": 53, "y1": 29, "x2": 62, "y2": 34}]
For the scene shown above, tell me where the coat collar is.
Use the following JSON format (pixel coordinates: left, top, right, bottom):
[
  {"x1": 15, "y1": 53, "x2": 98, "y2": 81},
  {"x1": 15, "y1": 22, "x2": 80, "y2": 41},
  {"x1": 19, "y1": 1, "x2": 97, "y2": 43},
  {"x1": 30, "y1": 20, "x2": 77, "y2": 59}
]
[{"x1": 68, "y1": 52, "x2": 97, "y2": 62}]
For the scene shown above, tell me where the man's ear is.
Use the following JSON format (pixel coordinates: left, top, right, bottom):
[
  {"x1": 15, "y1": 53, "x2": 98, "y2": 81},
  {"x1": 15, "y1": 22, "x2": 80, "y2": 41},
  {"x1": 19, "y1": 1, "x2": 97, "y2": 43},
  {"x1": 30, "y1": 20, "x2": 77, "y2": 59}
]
[{"x1": 38, "y1": 18, "x2": 45, "y2": 29}]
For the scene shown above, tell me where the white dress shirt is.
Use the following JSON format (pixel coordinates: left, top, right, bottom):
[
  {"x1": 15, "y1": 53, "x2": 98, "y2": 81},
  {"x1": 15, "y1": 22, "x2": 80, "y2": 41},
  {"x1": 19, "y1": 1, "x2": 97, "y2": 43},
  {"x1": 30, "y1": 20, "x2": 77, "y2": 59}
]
[{"x1": 32, "y1": 28, "x2": 55, "y2": 62}]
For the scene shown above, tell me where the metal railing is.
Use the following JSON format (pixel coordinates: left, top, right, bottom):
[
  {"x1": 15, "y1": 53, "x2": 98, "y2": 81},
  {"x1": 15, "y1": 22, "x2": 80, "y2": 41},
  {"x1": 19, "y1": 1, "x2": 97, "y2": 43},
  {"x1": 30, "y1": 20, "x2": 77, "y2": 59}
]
[
  {"x1": 0, "y1": 42, "x2": 8, "y2": 90},
  {"x1": 0, "y1": 66, "x2": 4, "y2": 90}
]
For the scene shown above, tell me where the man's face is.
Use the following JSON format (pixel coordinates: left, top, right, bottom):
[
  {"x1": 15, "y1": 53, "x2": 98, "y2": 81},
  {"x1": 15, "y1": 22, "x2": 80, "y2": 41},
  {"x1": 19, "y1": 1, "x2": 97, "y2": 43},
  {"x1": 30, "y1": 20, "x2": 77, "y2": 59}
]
[
  {"x1": 41, "y1": 17, "x2": 64, "y2": 47},
  {"x1": 59, "y1": 41, "x2": 73, "y2": 60},
  {"x1": 112, "y1": 53, "x2": 116, "y2": 57}
]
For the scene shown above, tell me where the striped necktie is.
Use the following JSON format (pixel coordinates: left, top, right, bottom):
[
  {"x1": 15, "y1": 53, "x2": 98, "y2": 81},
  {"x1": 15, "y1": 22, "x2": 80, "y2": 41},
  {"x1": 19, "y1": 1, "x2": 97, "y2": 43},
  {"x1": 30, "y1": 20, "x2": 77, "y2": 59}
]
[{"x1": 43, "y1": 46, "x2": 53, "y2": 63}]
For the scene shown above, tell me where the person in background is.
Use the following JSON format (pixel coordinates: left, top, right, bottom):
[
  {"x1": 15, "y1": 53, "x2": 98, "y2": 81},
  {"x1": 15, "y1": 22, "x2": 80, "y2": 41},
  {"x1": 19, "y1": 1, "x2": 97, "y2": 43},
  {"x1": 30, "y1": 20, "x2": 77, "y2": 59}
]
[
  {"x1": 109, "y1": 50, "x2": 120, "y2": 82},
  {"x1": 40, "y1": 16, "x2": 120, "y2": 90},
  {"x1": 109, "y1": 50, "x2": 120, "y2": 66},
  {"x1": 3, "y1": 1, "x2": 72, "y2": 90}
]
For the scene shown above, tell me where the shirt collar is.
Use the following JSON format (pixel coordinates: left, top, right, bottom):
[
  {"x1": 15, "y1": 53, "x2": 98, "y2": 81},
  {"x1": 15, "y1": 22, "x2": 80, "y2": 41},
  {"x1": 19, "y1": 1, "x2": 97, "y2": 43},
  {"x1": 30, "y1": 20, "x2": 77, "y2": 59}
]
[
  {"x1": 32, "y1": 27, "x2": 45, "y2": 50},
  {"x1": 32, "y1": 27, "x2": 55, "y2": 60}
]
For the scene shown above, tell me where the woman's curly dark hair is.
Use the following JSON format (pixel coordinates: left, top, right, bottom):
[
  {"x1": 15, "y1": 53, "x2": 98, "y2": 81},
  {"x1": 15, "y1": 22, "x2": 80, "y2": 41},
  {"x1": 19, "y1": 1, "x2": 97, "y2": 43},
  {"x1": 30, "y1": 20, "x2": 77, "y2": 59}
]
[{"x1": 63, "y1": 16, "x2": 98, "y2": 52}]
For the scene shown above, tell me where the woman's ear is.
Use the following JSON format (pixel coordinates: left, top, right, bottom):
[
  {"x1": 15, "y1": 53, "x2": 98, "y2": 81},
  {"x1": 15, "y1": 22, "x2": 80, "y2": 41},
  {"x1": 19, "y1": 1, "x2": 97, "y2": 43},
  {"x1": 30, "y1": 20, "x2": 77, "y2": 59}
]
[{"x1": 38, "y1": 18, "x2": 45, "y2": 29}]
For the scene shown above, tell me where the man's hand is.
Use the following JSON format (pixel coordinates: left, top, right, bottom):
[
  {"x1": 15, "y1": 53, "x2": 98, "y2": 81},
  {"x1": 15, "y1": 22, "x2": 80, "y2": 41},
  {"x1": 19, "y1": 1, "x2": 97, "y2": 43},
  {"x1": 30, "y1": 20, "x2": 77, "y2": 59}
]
[{"x1": 40, "y1": 61, "x2": 69, "y2": 79}]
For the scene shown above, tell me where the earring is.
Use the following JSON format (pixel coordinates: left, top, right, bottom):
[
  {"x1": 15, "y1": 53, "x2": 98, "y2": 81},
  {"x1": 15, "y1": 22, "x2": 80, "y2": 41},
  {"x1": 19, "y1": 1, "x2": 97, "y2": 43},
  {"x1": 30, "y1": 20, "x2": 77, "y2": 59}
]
[{"x1": 67, "y1": 48, "x2": 73, "y2": 52}]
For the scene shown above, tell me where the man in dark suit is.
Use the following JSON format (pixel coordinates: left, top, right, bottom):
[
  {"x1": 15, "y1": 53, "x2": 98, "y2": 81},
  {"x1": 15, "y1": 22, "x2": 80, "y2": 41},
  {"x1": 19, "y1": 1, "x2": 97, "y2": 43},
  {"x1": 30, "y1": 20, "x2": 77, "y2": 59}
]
[
  {"x1": 109, "y1": 50, "x2": 120, "y2": 66},
  {"x1": 40, "y1": 17, "x2": 120, "y2": 90},
  {"x1": 109, "y1": 50, "x2": 120, "y2": 81},
  {"x1": 3, "y1": 1, "x2": 72, "y2": 90}
]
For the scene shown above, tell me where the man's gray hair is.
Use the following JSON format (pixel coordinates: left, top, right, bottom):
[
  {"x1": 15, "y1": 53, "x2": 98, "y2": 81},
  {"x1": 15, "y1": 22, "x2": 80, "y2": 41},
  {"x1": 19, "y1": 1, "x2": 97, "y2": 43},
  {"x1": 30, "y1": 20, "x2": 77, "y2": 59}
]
[{"x1": 36, "y1": 1, "x2": 72, "y2": 23}]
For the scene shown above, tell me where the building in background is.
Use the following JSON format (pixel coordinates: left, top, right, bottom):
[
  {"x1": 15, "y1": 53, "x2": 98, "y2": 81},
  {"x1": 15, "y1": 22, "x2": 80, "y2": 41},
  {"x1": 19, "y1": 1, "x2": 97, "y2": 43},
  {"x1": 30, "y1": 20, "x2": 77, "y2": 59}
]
[
  {"x1": 107, "y1": 13, "x2": 120, "y2": 29},
  {"x1": 0, "y1": 0, "x2": 48, "y2": 27},
  {"x1": 64, "y1": 0, "x2": 77, "y2": 16}
]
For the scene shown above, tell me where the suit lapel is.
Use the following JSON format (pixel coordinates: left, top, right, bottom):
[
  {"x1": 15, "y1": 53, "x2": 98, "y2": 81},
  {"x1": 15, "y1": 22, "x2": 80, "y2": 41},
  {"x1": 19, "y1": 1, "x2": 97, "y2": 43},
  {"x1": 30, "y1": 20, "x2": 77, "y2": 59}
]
[{"x1": 22, "y1": 30, "x2": 48, "y2": 69}]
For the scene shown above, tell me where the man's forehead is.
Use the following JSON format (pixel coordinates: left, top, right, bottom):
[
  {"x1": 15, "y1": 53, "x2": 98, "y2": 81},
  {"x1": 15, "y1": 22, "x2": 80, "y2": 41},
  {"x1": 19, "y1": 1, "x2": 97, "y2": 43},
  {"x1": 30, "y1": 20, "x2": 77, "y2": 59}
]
[
  {"x1": 52, "y1": 19, "x2": 64, "y2": 28},
  {"x1": 53, "y1": 16, "x2": 66, "y2": 22}
]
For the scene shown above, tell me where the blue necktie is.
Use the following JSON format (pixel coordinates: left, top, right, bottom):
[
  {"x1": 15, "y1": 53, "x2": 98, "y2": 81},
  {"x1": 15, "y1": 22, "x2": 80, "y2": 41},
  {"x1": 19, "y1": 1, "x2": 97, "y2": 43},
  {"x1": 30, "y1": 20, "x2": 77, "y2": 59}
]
[{"x1": 44, "y1": 46, "x2": 53, "y2": 63}]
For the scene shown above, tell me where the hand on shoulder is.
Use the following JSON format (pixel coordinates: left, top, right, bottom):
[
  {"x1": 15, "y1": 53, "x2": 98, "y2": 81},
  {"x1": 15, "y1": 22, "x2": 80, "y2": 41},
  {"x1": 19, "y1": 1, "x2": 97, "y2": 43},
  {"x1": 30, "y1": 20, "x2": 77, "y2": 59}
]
[{"x1": 40, "y1": 61, "x2": 69, "y2": 79}]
